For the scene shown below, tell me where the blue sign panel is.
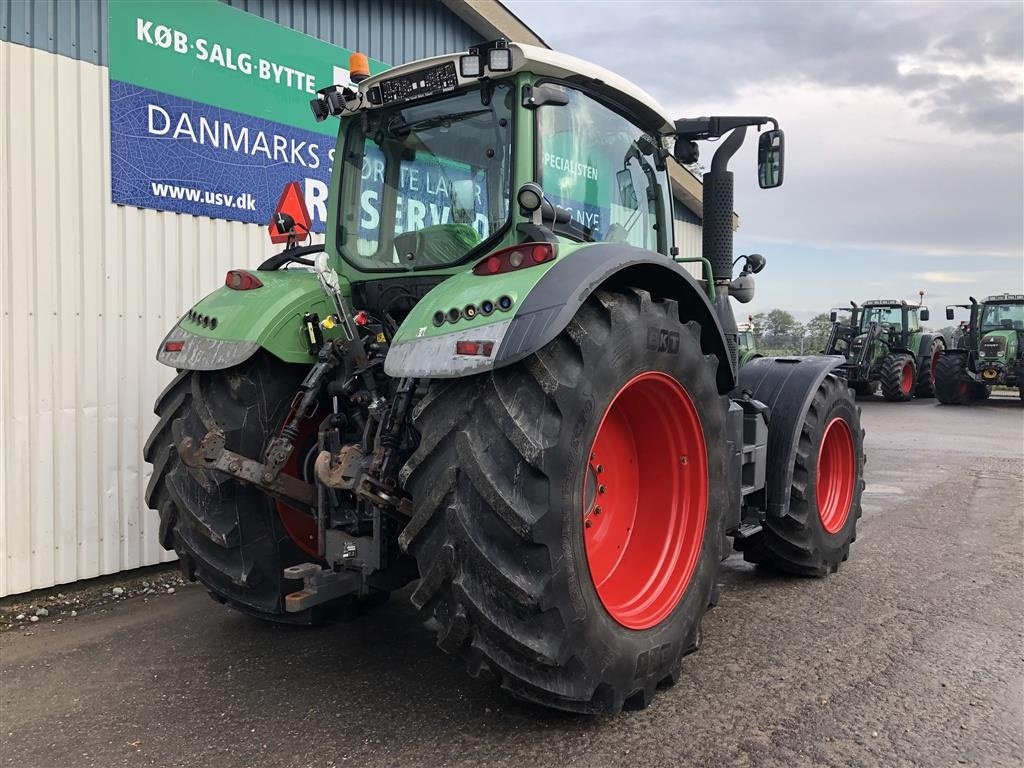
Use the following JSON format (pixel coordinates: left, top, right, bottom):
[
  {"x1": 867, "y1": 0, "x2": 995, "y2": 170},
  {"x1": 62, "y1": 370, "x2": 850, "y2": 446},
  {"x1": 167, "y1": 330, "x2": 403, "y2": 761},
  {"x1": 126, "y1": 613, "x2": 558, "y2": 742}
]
[{"x1": 110, "y1": 82, "x2": 335, "y2": 231}]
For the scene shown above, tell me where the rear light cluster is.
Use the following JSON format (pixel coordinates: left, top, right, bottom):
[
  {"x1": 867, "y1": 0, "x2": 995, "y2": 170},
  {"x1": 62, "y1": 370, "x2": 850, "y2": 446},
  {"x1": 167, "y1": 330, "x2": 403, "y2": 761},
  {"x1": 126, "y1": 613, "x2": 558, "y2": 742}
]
[
  {"x1": 472, "y1": 243, "x2": 555, "y2": 276},
  {"x1": 164, "y1": 340, "x2": 185, "y2": 353},
  {"x1": 433, "y1": 295, "x2": 514, "y2": 327},
  {"x1": 225, "y1": 270, "x2": 263, "y2": 290},
  {"x1": 186, "y1": 309, "x2": 218, "y2": 329}
]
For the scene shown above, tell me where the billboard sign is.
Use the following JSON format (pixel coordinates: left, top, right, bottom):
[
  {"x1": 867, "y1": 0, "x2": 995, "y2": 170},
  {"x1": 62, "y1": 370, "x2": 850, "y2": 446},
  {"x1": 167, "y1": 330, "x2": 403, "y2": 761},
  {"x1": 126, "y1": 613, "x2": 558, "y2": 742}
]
[{"x1": 107, "y1": 0, "x2": 388, "y2": 231}]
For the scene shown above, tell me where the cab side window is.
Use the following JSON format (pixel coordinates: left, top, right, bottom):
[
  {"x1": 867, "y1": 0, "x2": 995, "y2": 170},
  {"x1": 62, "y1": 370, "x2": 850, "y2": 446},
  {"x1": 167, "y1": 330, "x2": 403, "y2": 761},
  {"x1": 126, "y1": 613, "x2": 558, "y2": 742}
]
[{"x1": 536, "y1": 86, "x2": 670, "y2": 253}]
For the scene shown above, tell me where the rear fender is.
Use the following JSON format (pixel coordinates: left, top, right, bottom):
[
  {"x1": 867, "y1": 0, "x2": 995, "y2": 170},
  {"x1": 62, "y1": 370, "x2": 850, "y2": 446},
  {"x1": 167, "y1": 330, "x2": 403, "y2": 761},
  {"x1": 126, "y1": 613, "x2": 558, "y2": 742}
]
[
  {"x1": 738, "y1": 356, "x2": 846, "y2": 517},
  {"x1": 384, "y1": 243, "x2": 734, "y2": 392},
  {"x1": 156, "y1": 270, "x2": 343, "y2": 371}
]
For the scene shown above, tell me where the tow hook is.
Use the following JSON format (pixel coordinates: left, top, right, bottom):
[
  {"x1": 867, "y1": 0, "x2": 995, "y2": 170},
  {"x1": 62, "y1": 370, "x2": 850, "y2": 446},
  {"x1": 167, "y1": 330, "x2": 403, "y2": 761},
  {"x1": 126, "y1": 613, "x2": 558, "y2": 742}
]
[
  {"x1": 177, "y1": 429, "x2": 316, "y2": 510},
  {"x1": 282, "y1": 563, "x2": 359, "y2": 612}
]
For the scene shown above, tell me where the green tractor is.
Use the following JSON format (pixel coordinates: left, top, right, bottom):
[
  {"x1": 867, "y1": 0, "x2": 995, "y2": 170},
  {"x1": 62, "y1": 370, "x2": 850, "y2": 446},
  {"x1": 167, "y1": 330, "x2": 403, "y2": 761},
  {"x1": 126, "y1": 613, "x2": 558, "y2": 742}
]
[
  {"x1": 824, "y1": 299, "x2": 944, "y2": 400},
  {"x1": 736, "y1": 317, "x2": 762, "y2": 367},
  {"x1": 144, "y1": 41, "x2": 865, "y2": 713},
  {"x1": 936, "y1": 294, "x2": 1024, "y2": 404}
]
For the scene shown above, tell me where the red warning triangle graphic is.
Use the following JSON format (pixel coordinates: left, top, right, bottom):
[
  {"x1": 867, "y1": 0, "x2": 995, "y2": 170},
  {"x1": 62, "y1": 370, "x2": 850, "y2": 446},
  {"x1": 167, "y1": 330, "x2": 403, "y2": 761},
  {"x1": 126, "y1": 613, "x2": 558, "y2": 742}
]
[{"x1": 268, "y1": 182, "x2": 312, "y2": 244}]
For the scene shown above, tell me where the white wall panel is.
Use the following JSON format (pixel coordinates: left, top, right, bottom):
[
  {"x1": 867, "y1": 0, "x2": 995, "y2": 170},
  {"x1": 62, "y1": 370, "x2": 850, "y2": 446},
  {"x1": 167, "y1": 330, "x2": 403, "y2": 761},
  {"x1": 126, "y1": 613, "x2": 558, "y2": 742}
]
[
  {"x1": 675, "y1": 218, "x2": 705, "y2": 280},
  {"x1": 0, "y1": 41, "x2": 294, "y2": 596}
]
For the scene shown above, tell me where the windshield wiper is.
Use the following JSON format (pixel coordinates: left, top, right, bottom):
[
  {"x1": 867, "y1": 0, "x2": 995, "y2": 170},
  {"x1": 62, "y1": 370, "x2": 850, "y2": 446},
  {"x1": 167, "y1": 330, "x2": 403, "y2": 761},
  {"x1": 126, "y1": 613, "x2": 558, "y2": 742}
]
[{"x1": 405, "y1": 108, "x2": 492, "y2": 133}]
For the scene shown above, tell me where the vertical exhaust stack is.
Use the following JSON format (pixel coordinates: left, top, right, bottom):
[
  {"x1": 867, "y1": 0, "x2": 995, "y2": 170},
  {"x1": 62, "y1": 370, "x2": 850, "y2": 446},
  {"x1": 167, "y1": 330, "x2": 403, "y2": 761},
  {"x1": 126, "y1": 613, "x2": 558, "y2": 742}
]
[{"x1": 702, "y1": 127, "x2": 747, "y2": 374}]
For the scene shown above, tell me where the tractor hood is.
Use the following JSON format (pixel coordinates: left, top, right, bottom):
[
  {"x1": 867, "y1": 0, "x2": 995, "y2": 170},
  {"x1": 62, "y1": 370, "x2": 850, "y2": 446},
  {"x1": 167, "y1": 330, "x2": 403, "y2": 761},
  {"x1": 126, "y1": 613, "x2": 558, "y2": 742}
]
[{"x1": 979, "y1": 329, "x2": 1018, "y2": 361}]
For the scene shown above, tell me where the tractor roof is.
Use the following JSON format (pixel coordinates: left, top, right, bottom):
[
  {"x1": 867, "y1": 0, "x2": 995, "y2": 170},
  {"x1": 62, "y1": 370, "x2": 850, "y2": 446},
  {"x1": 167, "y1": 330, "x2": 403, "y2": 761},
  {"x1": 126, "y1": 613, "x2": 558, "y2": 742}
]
[
  {"x1": 353, "y1": 42, "x2": 676, "y2": 135},
  {"x1": 983, "y1": 293, "x2": 1024, "y2": 304},
  {"x1": 862, "y1": 299, "x2": 908, "y2": 307}
]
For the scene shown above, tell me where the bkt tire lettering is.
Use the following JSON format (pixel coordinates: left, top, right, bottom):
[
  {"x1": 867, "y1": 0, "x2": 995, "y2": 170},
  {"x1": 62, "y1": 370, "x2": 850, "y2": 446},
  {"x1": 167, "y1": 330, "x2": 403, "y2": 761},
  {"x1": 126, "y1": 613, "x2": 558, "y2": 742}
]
[{"x1": 646, "y1": 327, "x2": 680, "y2": 354}]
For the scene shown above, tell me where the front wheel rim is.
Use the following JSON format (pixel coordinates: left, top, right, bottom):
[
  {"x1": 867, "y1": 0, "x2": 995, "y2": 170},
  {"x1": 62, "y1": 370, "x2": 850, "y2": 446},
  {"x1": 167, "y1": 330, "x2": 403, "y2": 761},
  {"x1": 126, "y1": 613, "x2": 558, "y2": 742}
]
[
  {"x1": 582, "y1": 371, "x2": 708, "y2": 630},
  {"x1": 816, "y1": 417, "x2": 855, "y2": 534}
]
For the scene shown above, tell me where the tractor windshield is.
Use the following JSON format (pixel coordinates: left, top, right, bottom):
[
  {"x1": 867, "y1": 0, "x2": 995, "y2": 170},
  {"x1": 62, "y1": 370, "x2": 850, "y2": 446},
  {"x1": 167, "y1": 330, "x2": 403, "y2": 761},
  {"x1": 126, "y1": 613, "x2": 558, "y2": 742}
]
[
  {"x1": 860, "y1": 306, "x2": 902, "y2": 330},
  {"x1": 980, "y1": 302, "x2": 1024, "y2": 331},
  {"x1": 335, "y1": 84, "x2": 514, "y2": 271}
]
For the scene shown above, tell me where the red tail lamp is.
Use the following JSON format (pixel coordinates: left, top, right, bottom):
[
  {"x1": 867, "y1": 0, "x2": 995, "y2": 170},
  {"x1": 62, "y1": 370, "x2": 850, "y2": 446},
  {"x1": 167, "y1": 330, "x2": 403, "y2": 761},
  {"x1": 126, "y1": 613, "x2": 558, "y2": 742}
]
[
  {"x1": 225, "y1": 270, "x2": 263, "y2": 290},
  {"x1": 455, "y1": 340, "x2": 494, "y2": 356},
  {"x1": 164, "y1": 341, "x2": 185, "y2": 353},
  {"x1": 472, "y1": 243, "x2": 555, "y2": 276}
]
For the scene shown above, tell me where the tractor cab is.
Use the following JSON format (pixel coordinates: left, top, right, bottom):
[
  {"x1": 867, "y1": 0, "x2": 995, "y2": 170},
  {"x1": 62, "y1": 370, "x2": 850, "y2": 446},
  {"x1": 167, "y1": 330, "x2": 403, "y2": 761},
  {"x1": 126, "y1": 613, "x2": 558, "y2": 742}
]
[{"x1": 976, "y1": 294, "x2": 1024, "y2": 375}]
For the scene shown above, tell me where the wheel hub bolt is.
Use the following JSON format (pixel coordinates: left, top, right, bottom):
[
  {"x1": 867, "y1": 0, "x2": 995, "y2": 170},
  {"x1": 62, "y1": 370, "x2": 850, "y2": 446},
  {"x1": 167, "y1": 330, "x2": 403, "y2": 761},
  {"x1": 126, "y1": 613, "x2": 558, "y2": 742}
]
[
  {"x1": 585, "y1": 520, "x2": 592, "y2": 529},
  {"x1": 596, "y1": 464, "x2": 604, "y2": 473},
  {"x1": 594, "y1": 506, "x2": 602, "y2": 515},
  {"x1": 598, "y1": 484, "x2": 607, "y2": 494},
  {"x1": 679, "y1": 456, "x2": 688, "y2": 465}
]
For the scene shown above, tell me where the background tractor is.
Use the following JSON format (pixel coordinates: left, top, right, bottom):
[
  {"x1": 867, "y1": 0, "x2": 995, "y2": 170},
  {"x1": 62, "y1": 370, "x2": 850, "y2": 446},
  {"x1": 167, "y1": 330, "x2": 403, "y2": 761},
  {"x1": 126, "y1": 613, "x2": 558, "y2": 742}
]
[
  {"x1": 144, "y1": 41, "x2": 865, "y2": 713},
  {"x1": 937, "y1": 294, "x2": 1024, "y2": 403},
  {"x1": 737, "y1": 316, "x2": 762, "y2": 367},
  {"x1": 824, "y1": 299, "x2": 944, "y2": 401}
]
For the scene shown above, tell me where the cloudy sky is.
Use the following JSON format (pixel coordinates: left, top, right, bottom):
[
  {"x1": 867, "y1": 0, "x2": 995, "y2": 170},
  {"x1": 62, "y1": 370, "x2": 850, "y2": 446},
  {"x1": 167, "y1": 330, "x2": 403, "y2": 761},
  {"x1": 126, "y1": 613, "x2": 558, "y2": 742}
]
[{"x1": 507, "y1": 0, "x2": 1024, "y2": 322}]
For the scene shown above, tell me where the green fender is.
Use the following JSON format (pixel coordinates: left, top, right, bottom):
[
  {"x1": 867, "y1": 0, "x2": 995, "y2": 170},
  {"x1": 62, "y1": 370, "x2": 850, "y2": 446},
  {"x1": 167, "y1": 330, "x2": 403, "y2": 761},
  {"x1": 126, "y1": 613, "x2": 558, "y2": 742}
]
[
  {"x1": 156, "y1": 270, "x2": 345, "y2": 371},
  {"x1": 384, "y1": 242, "x2": 734, "y2": 392}
]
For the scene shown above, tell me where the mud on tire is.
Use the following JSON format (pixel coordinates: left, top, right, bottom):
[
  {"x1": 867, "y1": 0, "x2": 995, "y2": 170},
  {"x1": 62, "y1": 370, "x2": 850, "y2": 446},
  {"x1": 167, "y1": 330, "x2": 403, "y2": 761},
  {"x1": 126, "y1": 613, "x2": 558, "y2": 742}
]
[
  {"x1": 735, "y1": 375, "x2": 865, "y2": 576},
  {"x1": 400, "y1": 288, "x2": 728, "y2": 713},
  {"x1": 144, "y1": 353, "x2": 329, "y2": 624}
]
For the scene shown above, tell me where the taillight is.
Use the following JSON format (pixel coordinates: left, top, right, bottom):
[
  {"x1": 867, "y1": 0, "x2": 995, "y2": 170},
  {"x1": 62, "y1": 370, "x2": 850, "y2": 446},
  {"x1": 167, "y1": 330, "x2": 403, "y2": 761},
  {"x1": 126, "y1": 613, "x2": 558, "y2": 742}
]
[
  {"x1": 455, "y1": 340, "x2": 494, "y2": 356},
  {"x1": 472, "y1": 243, "x2": 555, "y2": 276},
  {"x1": 225, "y1": 270, "x2": 263, "y2": 290},
  {"x1": 164, "y1": 341, "x2": 185, "y2": 353}
]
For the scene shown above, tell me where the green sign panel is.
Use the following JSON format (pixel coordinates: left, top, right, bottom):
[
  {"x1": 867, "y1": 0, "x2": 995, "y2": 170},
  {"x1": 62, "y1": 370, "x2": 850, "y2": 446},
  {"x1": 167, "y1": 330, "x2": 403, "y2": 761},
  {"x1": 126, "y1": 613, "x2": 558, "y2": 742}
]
[{"x1": 109, "y1": 0, "x2": 387, "y2": 137}]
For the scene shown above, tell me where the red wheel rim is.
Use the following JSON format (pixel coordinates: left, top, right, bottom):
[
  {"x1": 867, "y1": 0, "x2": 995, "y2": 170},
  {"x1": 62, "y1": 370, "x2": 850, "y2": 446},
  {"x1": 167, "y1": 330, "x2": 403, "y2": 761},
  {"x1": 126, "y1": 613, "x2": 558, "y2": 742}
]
[
  {"x1": 276, "y1": 417, "x2": 320, "y2": 557},
  {"x1": 816, "y1": 417, "x2": 855, "y2": 534},
  {"x1": 900, "y1": 362, "x2": 913, "y2": 394},
  {"x1": 931, "y1": 349, "x2": 940, "y2": 384},
  {"x1": 582, "y1": 371, "x2": 708, "y2": 630}
]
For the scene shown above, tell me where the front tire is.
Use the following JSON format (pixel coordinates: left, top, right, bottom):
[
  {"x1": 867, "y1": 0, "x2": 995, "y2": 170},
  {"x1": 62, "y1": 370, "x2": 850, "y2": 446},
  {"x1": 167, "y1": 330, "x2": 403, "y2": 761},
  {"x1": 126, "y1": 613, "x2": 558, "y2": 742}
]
[
  {"x1": 737, "y1": 375, "x2": 865, "y2": 576},
  {"x1": 935, "y1": 353, "x2": 970, "y2": 404},
  {"x1": 400, "y1": 289, "x2": 728, "y2": 713},
  {"x1": 880, "y1": 353, "x2": 916, "y2": 401}
]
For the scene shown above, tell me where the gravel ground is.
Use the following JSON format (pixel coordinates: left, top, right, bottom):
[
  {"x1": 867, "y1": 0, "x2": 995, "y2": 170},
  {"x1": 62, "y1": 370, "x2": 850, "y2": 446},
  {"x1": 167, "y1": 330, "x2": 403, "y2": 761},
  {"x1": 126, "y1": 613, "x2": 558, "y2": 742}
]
[{"x1": 1, "y1": 394, "x2": 1021, "y2": 768}]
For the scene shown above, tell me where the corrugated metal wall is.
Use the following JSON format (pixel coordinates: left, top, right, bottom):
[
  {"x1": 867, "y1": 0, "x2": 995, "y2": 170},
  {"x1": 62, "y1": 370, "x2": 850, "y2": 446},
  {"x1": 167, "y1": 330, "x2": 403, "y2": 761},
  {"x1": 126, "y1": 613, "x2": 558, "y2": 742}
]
[
  {"x1": 0, "y1": 0, "x2": 482, "y2": 597},
  {"x1": 1, "y1": 0, "x2": 479, "y2": 67},
  {"x1": 0, "y1": 40, "x2": 269, "y2": 595},
  {"x1": 674, "y1": 204, "x2": 704, "y2": 280}
]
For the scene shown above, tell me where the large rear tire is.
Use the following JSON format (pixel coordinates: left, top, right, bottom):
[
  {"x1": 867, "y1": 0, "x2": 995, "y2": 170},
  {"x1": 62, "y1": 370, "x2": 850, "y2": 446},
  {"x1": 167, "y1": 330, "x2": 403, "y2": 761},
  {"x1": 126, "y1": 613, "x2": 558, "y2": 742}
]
[
  {"x1": 914, "y1": 338, "x2": 945, "y2": 398},
  {"x1": 934, "y1": 352, "x2": 970, "y2": 405},
  {"x1": 736, "y1": 375, "x2": 865, "y2": 576},
  {"x1": 400, "y1": 289, "x2": 728, "y2": 713},
  {"x1": 879, "y1": 353, "x2": 916, "y2": 402},
  {"x1": 144, "y1": 353, "x2": 333, "y2": 624}
]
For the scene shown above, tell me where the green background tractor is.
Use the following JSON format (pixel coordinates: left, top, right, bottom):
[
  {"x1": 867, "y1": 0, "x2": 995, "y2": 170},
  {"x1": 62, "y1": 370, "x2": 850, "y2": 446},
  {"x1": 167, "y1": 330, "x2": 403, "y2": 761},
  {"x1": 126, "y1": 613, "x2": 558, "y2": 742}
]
[
  {"x1": 937, "y1": 294, "x2": 1024, "y2": 404},
  {"x1": 824, "y1": 299, "x2": 944, "y2": 401},
  {"x1": 144, "y1": 41, "x2": 865, "y2": 713},
  {"x1": 736, "y1": 319, "x2": 762, "y2": 367}
]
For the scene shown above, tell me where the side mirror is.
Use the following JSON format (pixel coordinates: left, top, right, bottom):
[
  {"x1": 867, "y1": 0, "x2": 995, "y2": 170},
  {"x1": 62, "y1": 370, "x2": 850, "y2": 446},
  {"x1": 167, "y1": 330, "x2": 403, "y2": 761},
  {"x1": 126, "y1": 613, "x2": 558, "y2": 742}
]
[
  {"x1": 946, "y1": 307, "x2": 955, "y2": 321},
  {"x1": 757, "y1": 129, "x2": 785, "y2": 189},
  {"x1": 830, "y1": 311, "x2": 837, "y2": 323},
  {"x1": 920, "y1": 308, "x2": 930, "y2": 322}
]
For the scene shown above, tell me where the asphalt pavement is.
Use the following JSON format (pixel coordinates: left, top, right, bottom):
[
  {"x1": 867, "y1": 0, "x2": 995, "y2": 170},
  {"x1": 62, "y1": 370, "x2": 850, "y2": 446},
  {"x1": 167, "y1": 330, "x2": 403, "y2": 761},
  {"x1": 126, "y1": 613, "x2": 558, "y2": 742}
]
[{"x1": 2, "y1": 394, "x2": 1022, "y2": 768}]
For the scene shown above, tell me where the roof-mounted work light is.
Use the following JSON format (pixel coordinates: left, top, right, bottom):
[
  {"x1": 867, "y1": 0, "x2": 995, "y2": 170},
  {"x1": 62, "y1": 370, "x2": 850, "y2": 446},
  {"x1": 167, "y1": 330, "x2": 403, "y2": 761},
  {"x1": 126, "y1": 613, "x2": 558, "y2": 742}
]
[
  {"x1": 487, "y1": 42, "x2": 512, "y2": 72},
  {"x1": 460, "y1": 52, "x2": 483, "y2": 78}
]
